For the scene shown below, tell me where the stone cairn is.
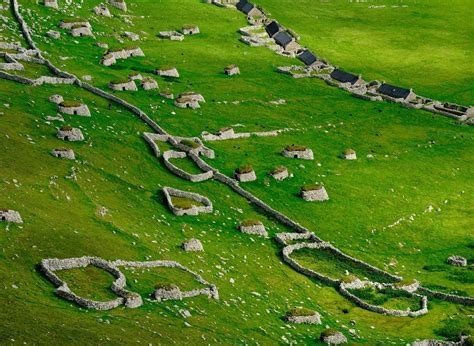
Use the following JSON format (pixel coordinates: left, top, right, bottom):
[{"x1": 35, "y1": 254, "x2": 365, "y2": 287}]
[
  {"x1": 224, "y1": 64, "x2": 240, "y2": 76},
  {"x1": 182, "y1": 24, "x2": 200, "y2": 35},
  {"x1": 163, "y1": 186, "x2": 213, "y2": 216},
  {"x1": 282, "y1": 145, "x2": 314, "y2": 160},
  {"x1": 447, "y1": 255, "x2": 467, "y2": 267},
  {"x1": 155, "y1": 66, "x2": 180, "y2": 78},
  {"x1": 320, "y1": 329, "x2": 347, "y2": 345},
  {"x1": 269, "y1": 166, "x2": 288, "y2": 181},
  {"x1": 239, "y1": 220, "x2": 267, "y2": 237},
  {"x1": 0, "y1": 209, "x2": 23, "y2": 223},
  {"x1": 57, "y1": 126, "x2": 84, "y2": 142},
  {"x1": 235, "y1": 165, "x2": 257, "y2": 182},
  {"x1": 341, "y1": 148, "x2": 357, "y2": 160},
  {"x1": 300, "y1": 184, "x2": 329, "y2": 202},
  {"x1": 284, "y1": 308, "x2": 321, "y2": 325},
  {"x1": 58, "y1": 101, "x2": 90, "y2": 116},
  {"x1": 39, "y1": 256, "x2": 218, "y2": 310},
  {"x1": 51, "y1": 148, "x2": 75, "y2": 160},
  {"x1": 182, "y1": 239, "x2": 204, "y2": 252}
]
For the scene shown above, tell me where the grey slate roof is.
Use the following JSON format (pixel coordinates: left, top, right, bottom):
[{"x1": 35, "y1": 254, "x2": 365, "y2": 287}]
[
  {"x1": 378, "y1": 83, "x2": 411, "y2": 99},
  {"x1": 330, "y1": 69, "x2": 359, "y2": 84},
  {"x1": 265, "y1": 21, "x2": 280, "y2": 37},
  {"x1": 298, "y1": 49, "x2": 317, "y2": 66},
  {"x1": 274, "y1": 31, "x2": 293, "y2": 47}
]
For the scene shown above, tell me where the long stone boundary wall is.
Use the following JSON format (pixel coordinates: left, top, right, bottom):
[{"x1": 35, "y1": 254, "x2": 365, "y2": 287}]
[
  {"x1": 418, "y1": 287, "x2": 474, "y2": 306},
  {"x1": 9, "y1": 0, "x2": 472, "y2": 313},
  {"x1": 39, "y1": 256, "x2": 218, "y2": 310},
  {"x1": 162, "y1": 150, "x2": 214, "y2": 182}
]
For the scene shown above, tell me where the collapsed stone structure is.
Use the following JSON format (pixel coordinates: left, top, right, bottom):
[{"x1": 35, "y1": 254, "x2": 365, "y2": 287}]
[
  {"x1": 224, "y1": 64, "x2": 240, "y2": 75},
  {"x1": 182, "y1": 24, "x2": 200, "y2": 35},
  {"x1": 269, "y1": 166, "x2": 288, "y2": 181},
  {"x1": 235, "y1": 165, "x2": 256, "y2": 182},
  {"x1": 51, "y1": 148, "x2": 75, "y2": 160},
  {"x1": 141, "y1": 77, "x2": 158, "y2": 90},
  {"x1": 58, "y1": 101, "x2": 90, "y2": 116},
  {"x1": 39, "y1": 256, "x2": 218, "y2": 310},
  {"x1": 155, "y1": 66, "x2": 179, "y2": 78},
  {"x1": 108, "y1": 0, "x2": 127, "y2": 11},
  {"x1": 159, "y1": 31, "x2": 184, "y2": 41},
  {"x1": 109, "y1": 79, "x2": 137, "y2": 91},
  {"x1": 282, "y1": 145, "x2": 314, "y2": 160},
  {"x1": 239, "y1": 220, "x2": 267, "y2": 237},
  {"x1": 447, "y1": 255, "x2": 467, "y2": 267},
  {"x1": 93, "y1": 4, "x2": 111, "y2": 16},
  {"x1": 0, "y1": 209, "x2": 23, "y2": 223},
  {"x1": 301, "y1": 185, "x2": 329, "y2": 202},
  {"x1": 163, "y1": 187, "x2": 213, "y2": 216},
  {"x1": 57, "y1": 126, "x2": 84, "y2": 142},
  {"x1": 182, "y1": 239, "x2": 204, "y2": 252}
]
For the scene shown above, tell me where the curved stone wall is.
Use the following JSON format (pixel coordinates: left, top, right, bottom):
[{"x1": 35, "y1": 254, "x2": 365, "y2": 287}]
[{"x1": 162, "y1": 150, "x2": 213, "y2": 182}]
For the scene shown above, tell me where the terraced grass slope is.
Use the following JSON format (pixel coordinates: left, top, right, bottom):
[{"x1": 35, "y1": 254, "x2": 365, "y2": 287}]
[{"x1": 0, "y1": 0, "x2": 472, "y2": 344}]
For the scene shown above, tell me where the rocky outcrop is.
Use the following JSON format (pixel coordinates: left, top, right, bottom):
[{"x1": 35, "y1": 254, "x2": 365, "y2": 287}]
[
  {"x1": 51, "y1": 148, "x2": 75, "y2": 160},
  {"x1": 0, "y1": 209, "x2": 23, "y2": 223},
  {"x1": 163, "y1": 187, "x2": 213, "y2": 216},
  {"x1": 182, "y1": 239, "x2": 204, "y2": 252},
  {"x1": 57, "y1": 126, "x2": 84, "y2": 142}
]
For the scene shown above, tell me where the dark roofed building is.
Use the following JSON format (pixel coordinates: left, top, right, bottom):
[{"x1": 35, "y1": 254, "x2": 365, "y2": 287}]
[
  {"x1": 330, "y1": 69, "x2": 361, "y2": 85},
  {"x1": 274, "y1": 31, "x2": 292, "y2": 47},
  {"x1": 236, "y1": 0, "x2": 248, "y2": 11},
  {"x1": 298, "y1": 49, "x2": 317, "y2": 66},
  {"x1": 265, "y1": 21, "x2": 280, "y2": 37},
  {"x1": 378, "y1": 83, "x2": 415, "y2": 101}
]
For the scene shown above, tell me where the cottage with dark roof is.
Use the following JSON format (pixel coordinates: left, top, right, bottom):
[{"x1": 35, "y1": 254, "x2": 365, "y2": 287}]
[
  {"x1": 265, "y1": 21, "x2": 281, "y2": 38},
  {"x1": 237, "y1": 1, "x2": 263, "y2": 17},
  {"x1": 274, "y1": 31, "x2": 299, "y2": 52},
  {"x1": 330, "y1": 69, "x2": 364, "y2": 86},
  {"x1": 298, "y1": 49, "x2": 318, "y2": 66},
  {"x1": 377, "y1": 83, "x2": 416, "y2": 102}
]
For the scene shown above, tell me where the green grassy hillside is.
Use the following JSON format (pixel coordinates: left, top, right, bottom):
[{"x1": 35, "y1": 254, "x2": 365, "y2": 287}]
[{"x1": 0, "y1": 0, "x2": 472, "y2": 344}]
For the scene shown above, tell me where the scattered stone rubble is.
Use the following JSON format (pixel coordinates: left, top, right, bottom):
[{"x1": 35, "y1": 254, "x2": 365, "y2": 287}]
[
  {"x1": 0, "y1": 209, "x2": 23, "y2": 223},
  {"x1": 182, "y1": 239, "x2": 204, "y2": 252},
  {"x1": 51, "y1": 148, "x2": 75, "y2": 160}
]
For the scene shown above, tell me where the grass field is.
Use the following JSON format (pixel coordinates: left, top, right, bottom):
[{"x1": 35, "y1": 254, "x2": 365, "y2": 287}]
[{"x1": 0, "y1": 0, "x2": 473, "y2": 344}]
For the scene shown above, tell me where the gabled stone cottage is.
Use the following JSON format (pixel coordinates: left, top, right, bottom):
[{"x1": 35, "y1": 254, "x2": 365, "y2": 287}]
[
  {"x1": 274, "y1": 31, "x2": 299, "y2": 52},
  {"x1": 330, "y1": 69, "x2": 364, "y2": 86},
  {"x1": 298, "y1": 49, "x2": 318, "y2": 66},
  {"x1": 377, "y1": 83, "x2": 416, "y2": 102}
]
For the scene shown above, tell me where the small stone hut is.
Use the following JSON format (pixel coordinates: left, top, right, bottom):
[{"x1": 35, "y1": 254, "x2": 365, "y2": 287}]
[
  {"x1": 59, "y1": 19, "x2": 91, "y2": 30},
  {"x1": 57, "y1": 126, "x2": 84, "y2": 142},
  {"x1": 159, "y1": 31, "x2": 184, "y2": 41},
  {"x1": 320, "y1": 329, "x2": 347, "y2": 345},
  {"x1": 128, "y1": 72, "x2": 142, "y2": 81},
  {"x1": 160, "y1": 90, "x2": 174, "y2": 99},
  {"x1": 51, "y1": 148, "x2": 75, "y2": 160},
  {"x1": 341, "y1": 148, "x2": 357, "y2": 160},
  {"x1": 377, "y1": 83, "x2": 417, "y2": 102},
  {"x1": 182, "y1": 24, "x2": 200, "y2": 35},
  {"x1": 70, "y1": 25, "x2": 93, "y2": 37},
  {"x1": 93, "y1": 4, "x2": 111, "y2": 16},
  {"x1": 224, "y1": 64, "x2": 240, "y2": 76},
  {"x1": 101, "y1": 53, "x2": 116, "y2": 66},
  {"x1": 141, "y1": 77, "x2": 158, "y2": 90},
  {"x1": 269, "y1": 166, "x2": 288, "y2": 181},
  {"x1": 174, "y1": 97, "x2": 200, "y2": 109},
  {"x1": 49, "y1": 94, "x2": 64, "y2": 104},
  {"x1": 155, "y1": 66, "x2": 179, "y2": 78},
  {"x1": 235, "y1": 165, "x2": 256, "y2": 182},
  {"x1": 0, "y1": 209, "x2": 23, "y2": 223},
  {"x1": 58, "y1": 101, "x2": 91, "y2": 116},
  {"x1": 109, "y1": 0, "x2": 127, "y2": 11},
  {"x1": 284, "y1": 309, "x2": 321, "y2": 325},
  {"x1": 109, "y1": 79, "x2": 137, "y2": 91},
  {"x1": 124, "y1": 31, "x2": 139, "y2": 41},
  {"x1": 239, "y1": 220, "x2": 267, "y2": 237},
  {"x1": 153, "y1": 284, "x2": 181, "y2": 301},
  {"x1": 301, "y1": 184, "x2": 329, "y2": 202},
  {"x1": 182, "y1": 239, "x2": 204, "y2": 252},
  {"x1": 282, "y1": 145, "x2": 314, "y2": 160}
]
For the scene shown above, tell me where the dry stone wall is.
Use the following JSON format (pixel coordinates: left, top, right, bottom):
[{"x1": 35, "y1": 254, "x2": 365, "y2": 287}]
[{"x1": 162, "y1": 150, "x2": 213, "y2": 182}]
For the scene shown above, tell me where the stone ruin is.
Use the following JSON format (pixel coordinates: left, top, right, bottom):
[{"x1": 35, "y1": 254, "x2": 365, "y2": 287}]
[
  {"x1": 109, "y1": 79, "x2": 137, "y2": 91},
  {"x1": 284, "y1": 309, "x2": 321, "y2": 324},
  {"x1": 70, "y1": 25, "x2": 93, "y2": 37},
  {"x1": 282, "y1": 145, "x2": 314, "y2": 160},
  {"x1": 447, "y1": 255, "x2": 467, "y2": 267},
  {"x1": 160, "y1": 90, "x2": 174, "y2": 99},
  {"x1": 100, "y1": 53, "x2": 116, "y2": 66},
  {"x1": 46, "y1": 30, "x2": 60, "y2": 39},
  {"x1": 59, "y1": 19, "x2": 91, "y2": 30},
  {"x1": 239, "y1": 220, "x2": 267, "y2": 237},
  {"x1": 300, "y1": 184, "x2": 329, "y2": 202},
  {"x1": 93, "y1": 4, "x2": 111, "y2": 16},
  {"x1": 182, "y1": 24, "x2": 200, "y2": 35},
  {"x1": 159, "y1": 31, "x2": 184, "y2": 41},
  {"x1": 128, "y1": 72, "x2": 142, "y2": 81},
  {"x1": 101, "y1": 47, "x2": 144, "y2": 66},
  {"x1": 182, "y1": 239, "x2": 204, "y2": 252},
  {"x1": 51, "y1": 148, "x2": 75, "y2": 160},
  {"x1": 162, "y1": 150, "x2": 214, "y2": 182},
  {"x1": 123, "y1": 31, "x2": 139, "y2": 41},
  {"x1": 320, "y1": 329, "x2": 347, "y2": 345},
  {"x1": 234, "y1": 165, "x2": 256, "y2": 182},
  {"x1": 341, "y1": 148, "x2": 357, "y2": 160},
  {"x1": 269, "y1": 166, "x2": 288, "y2": 181},
  {"x1": 44, "y1": 0, "x2": 58, "y2": 9},
  {"x1": 224, "y1": 64, "x2": 240, "y2": 76},
  {"x1": 141, "y1": 77, "x2": 158, "y2": 90},
  {"x1": 39, "y1": 256, "x2": 218, "y2": 310},
  {"x1": 58, "y1": 101, "x2": 90, "y2": 116},
  {"x1": 108, "y1": 0, "x2": 127, "y2": 11},
  {"x1": 48, "y1": 94, "x2": 63, "y2": 104},
  {"x1": 153, "y1": 284, "x2": 182, "y2": 302},
  {"x1": 163, "y1": 186, "x2": 213, "y2": 216},
  {"x1": 0, "y1": 209, "x2": 23, "y2": 223},
  {"x1": 155, "y1": 66, "x2": 179, "y2": 78},
  {"x1": 57, "y1": 126, "x2": 84, "y2": 142}
]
